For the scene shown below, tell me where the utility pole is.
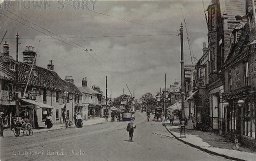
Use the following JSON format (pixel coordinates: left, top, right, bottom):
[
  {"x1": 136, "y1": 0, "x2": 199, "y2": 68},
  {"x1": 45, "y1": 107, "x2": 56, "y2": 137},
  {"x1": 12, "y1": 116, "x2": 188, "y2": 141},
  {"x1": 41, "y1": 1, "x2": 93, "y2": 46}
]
[
  {"x1": 164, "y1": 73, "x2": 166, "y2": 119},
  {"x1": 180, "y1": 23, "x2": 185, "y2": 119},
  {"x1": 15, "y1": 33, "x2": 19, "y2": 116},
  {"x1": 106, "y1": 76, "x2": 108, "y2": 108}
]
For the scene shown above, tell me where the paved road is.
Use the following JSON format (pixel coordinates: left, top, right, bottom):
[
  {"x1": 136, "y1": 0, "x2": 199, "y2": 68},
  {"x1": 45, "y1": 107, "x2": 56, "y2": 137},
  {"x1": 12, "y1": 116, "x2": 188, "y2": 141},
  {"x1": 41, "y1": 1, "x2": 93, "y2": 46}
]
[{"x1": 1, "y1": 113, "x2": 229, "y2": 161}]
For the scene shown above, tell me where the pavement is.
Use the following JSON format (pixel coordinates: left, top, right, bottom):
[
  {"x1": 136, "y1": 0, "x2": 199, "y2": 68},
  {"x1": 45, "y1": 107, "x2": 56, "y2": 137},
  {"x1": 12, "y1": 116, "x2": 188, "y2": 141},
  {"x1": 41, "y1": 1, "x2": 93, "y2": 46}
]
[
  {"x1": 2, "y1": 117, "x2": 106, "y2": 137},
  {"x1": 163, "y1": 121, "x2": 256, "y2": 161},
  {"x1": 1, "y1": 113, "x2": 230, "y2": 161}
]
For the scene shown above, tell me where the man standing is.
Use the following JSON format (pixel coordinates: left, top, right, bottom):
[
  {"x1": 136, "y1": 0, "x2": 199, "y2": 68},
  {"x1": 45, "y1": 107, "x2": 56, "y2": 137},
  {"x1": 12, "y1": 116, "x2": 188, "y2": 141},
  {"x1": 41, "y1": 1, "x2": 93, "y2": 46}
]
[{"x1": 126, "y1": 120, "x2": 136, "y2": 141}]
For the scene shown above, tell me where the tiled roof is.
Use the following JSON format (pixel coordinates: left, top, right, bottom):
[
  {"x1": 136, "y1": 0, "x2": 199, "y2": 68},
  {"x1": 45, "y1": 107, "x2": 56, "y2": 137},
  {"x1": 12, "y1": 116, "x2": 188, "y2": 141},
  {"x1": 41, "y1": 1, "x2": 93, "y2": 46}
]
[
  {"x1": 0, "y1": 55, "x2": 81, "y2": 94},
  {"x1": 220, "y1": 0, "x2": 246, "y2": 62},
  {"x1": 224, "y1": 23, "x2": 250, "y2": 69},
  {"x1": 78, "y1": 86, "x2": 97, "y2": 95},
  {"x1": 0, "y1": 56, "x2": 15, "y2": 80}
]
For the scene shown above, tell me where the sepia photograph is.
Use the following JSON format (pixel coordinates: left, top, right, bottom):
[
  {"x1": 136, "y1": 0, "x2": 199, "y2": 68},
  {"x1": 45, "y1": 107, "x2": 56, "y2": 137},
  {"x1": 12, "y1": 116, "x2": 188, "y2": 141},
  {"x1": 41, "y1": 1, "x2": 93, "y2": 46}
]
[{"x1": 0, "y1": 0, "x2": 256, "y2": 161}]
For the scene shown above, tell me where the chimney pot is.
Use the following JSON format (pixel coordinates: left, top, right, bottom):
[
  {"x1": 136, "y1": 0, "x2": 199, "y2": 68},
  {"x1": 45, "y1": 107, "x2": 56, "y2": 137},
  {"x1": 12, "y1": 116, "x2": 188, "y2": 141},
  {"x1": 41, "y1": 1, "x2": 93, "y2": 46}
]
[
  {"x1": 82, "y1": 77, "x2": 87, "y2": 87},
  {"x1": 2, "y1": 41, "x2": 9, "y2": 56}
]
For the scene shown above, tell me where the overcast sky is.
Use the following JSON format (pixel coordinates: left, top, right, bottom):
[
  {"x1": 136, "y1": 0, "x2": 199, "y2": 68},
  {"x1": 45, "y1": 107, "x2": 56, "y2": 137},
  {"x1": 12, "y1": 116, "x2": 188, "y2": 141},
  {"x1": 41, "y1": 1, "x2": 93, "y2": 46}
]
[{"x1": 0, "y1": 0, "x2": 210, "y2": 98}]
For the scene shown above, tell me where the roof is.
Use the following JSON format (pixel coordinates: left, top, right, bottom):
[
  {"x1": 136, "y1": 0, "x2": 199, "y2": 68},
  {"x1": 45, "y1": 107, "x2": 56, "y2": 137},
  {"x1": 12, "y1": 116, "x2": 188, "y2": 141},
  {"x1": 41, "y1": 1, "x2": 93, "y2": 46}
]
[
  {"x1": 78, "y1": 86, "x2": 97, "y2": 95},
  {"x1": 0, "y1": 55, "x2": 81, "y2": 94},
  {"x1": 0, "y1": 56, "x2": 15, "y2": 80},
  {"x1": 223, "y1": 23, "x2": 250, "y2": 69}
]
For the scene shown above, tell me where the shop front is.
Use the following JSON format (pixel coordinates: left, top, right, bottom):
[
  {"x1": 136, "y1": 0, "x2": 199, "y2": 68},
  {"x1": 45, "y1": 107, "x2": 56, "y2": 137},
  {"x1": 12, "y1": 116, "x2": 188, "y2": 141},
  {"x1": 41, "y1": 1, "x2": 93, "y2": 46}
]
[
  {"x1": 20, "y1": 99, "x2": 53, "y2": 128},
  {"x1": 223, "y1": 89, "x2": 256, "y2": 148},
  {"x1": 88, "y1": 104, "x2": 102, "y2": 118}
]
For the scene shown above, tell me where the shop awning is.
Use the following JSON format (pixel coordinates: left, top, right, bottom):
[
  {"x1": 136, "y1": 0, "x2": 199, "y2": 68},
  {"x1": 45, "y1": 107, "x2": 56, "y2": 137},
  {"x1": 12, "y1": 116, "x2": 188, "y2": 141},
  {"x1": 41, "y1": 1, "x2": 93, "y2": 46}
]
[
  {"x1": 167, "y1": 102, "x2": 181, "y2": 111},
  {"x1": 185, "y1": 90, "x2": 198, "y2": 102},
  {"x1": 21, "y1": 99, "x2": 54, "y2": 109}
]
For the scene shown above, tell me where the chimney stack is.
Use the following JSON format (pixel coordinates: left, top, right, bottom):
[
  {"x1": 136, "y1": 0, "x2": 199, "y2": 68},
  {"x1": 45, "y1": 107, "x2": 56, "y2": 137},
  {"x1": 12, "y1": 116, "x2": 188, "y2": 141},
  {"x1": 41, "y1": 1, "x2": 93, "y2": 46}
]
[
  {"x1": 2, "y1": 41, "x2": 9, "y2": 56},
  {"x1": 65, "y1": 76, "x2": 74, "y2": 84},
  {"x1": 47, "y1": 60, "x2": 54, "y2": 71},
  {"x1": 82, "y1": 77, "x2": 87, "y2": 87},
  {"x1": 23, "y1": 46, "x2": 37, "y2": 65}
]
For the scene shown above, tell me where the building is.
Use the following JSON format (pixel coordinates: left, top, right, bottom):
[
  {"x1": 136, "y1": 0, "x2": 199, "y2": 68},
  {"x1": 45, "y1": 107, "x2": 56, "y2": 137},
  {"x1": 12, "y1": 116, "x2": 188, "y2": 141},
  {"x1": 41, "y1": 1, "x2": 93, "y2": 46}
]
[
  {"x1": 222, "y1": 0, "x2": 256, "y2": 147},
  {"x1": 79, "y1": 77, "x2": 103, "y2": 120},
  {"x1": 193, "y1": 42, "x2": 210, "y2": 127},
  {"x1": 207, "y1": 0, "x2": 246, "y2": 133},
  {"x1": 0, "y1": 43, "x2": 82, "y2": 128}
]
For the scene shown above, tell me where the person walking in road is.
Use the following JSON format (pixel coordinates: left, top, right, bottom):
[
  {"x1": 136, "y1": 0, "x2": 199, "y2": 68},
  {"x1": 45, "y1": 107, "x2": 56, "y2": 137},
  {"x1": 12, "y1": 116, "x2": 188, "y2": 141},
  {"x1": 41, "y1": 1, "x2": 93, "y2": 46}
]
[{"x1": 126, "y1": 120, "x2": 136, "y2": 141}]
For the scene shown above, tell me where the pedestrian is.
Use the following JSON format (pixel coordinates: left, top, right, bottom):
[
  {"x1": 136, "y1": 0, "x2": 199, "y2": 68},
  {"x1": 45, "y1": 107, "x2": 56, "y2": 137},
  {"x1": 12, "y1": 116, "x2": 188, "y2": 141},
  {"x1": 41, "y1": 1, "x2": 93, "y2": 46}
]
[
  {"x1": 126, "y1": 120, "x2": 136, "y2": 141},
  {"x1": 169, "y1": 114, "x2": 174, "y2": 125}
]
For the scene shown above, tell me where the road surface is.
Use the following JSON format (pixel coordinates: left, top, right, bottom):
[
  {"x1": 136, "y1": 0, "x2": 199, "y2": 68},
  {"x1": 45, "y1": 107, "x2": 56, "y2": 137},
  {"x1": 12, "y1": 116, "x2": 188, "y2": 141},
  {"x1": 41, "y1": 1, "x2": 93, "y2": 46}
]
[{"x1": 0, "y1": 112, "x2": 229, "y2": 161}]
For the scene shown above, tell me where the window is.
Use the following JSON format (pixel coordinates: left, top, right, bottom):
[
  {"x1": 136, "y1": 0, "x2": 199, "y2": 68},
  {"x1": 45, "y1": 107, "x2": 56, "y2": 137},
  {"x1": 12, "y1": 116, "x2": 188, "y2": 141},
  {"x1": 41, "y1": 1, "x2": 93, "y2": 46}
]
[
  {"x1": 56, "y1": 91, "x2": 59, "y2": 102},
  {"x1": 67, "y1": 93, "x2": 70, "y2": 103},
  {"x1": 228, "y1": 70, "x2": 232, "y2": 90},
  {"x1": 42, "y1": 108, "x2": 48, "y2": 121},
  {"x1": 43, "y1": 89, "x2": 47, "y2": 103},
  {"x1": 56, "y1": 109, "x2": 59, "y2": 120},
  {"x1": 245, "y1": 62, "x2": 249, "y2": 86}
]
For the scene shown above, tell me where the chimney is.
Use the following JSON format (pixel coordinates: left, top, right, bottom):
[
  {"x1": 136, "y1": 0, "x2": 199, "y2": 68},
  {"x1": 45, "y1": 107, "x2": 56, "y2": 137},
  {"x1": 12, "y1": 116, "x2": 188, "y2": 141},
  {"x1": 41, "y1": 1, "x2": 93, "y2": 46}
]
[
  {"x1": 202, "y1": 42, "x2": 208, "y2": 54},
  {"x1": 2, "y1": 41, "x2": 9, "y2": 56},
  {"x1": 65, "y1": 76, "x2": 74, "y2": 84},
  {"x1": 23, "y1": 46, "x2": 37, "y2": 65},
  {"x1": 82, "y1": 77, "x2": 87, "y2": 87},
  {"x1": 47, "y1": 60, "x2": 54, "y2": 71}
]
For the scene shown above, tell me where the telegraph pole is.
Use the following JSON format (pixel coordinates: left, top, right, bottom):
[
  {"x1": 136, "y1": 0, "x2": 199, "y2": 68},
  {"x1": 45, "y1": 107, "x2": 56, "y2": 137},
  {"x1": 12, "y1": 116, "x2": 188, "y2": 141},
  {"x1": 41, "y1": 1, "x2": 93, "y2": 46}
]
[
  {"x1": 180, "y1": 23, "x2": 185, "y2": 119},
  {"x1": 15, "y1": 33, "x2": 19, "y2": 116},
  {"x1": 106, "y1": 76, "x2": 108, "y2": 108},
  {"x1": 164, "y1": 73, "x2": 166, "y2": 119}
]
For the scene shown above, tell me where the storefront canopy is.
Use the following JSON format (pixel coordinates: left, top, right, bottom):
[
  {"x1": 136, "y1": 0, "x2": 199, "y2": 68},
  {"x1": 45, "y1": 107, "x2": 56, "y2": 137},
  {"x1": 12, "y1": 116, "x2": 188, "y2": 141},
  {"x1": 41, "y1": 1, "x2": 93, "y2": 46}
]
[
  {"x1": 185, "y1": 90, "x2": 198, "y2": 102},
  {"x1": 21, "y1": 99, "x2": 53, "y2": 109},
  {"x1": 167, "y1": 102, "x2": 181, "y2": 111}
]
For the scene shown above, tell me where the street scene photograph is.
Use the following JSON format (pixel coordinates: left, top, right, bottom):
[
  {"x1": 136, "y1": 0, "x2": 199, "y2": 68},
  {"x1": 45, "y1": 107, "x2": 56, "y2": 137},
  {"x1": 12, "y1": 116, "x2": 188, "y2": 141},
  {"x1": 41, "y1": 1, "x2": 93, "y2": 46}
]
[{"x1": 1, "y1": 0, "x2": 256, "y2": 161}]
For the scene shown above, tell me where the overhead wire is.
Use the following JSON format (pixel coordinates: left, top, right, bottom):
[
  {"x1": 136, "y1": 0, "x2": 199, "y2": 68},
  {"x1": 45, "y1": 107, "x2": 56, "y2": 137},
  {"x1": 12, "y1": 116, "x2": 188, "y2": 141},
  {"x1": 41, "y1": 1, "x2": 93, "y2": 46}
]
[
  {"x1": 180, "y1": 7, "x2": 194, "y2": 65},
  {"x1": 0, "y1": 10, "x2": 102, "y2": 65}
]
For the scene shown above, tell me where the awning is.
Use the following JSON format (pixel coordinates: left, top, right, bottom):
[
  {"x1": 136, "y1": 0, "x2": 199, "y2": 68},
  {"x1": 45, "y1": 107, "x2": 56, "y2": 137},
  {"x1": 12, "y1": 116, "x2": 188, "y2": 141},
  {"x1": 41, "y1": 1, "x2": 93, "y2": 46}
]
[
  {"x1": 167, "y1": 102, "x2": 181, "y2": 111},
  {"x1": 185, "y1": 90, "x2": 198, "y2": 102},
  {"x1": 21, "y1": 99, "x2": 54, "y2": 109}
]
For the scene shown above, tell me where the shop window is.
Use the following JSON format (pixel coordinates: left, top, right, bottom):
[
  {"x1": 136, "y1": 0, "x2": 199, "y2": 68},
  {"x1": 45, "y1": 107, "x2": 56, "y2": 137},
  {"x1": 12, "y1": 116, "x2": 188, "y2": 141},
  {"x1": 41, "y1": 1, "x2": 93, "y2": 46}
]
[{"x1": 56, "y1": 109, "x2": 59, "y2": 120}]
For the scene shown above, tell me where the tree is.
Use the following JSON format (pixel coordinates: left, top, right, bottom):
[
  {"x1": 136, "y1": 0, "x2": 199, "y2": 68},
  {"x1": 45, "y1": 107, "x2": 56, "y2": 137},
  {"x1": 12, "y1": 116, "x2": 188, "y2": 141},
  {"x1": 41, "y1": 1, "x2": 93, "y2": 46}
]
[{"x1": 140, "y1": 93, "x2": 157, "y2": 112}]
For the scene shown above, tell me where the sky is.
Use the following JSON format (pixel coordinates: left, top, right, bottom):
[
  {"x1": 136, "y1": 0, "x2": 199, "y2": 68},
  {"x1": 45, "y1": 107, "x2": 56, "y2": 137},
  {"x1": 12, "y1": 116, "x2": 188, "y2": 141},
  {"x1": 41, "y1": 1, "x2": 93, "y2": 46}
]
[{"x1": 0, "y1": 0, "x2": 210, "y2": 98}]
